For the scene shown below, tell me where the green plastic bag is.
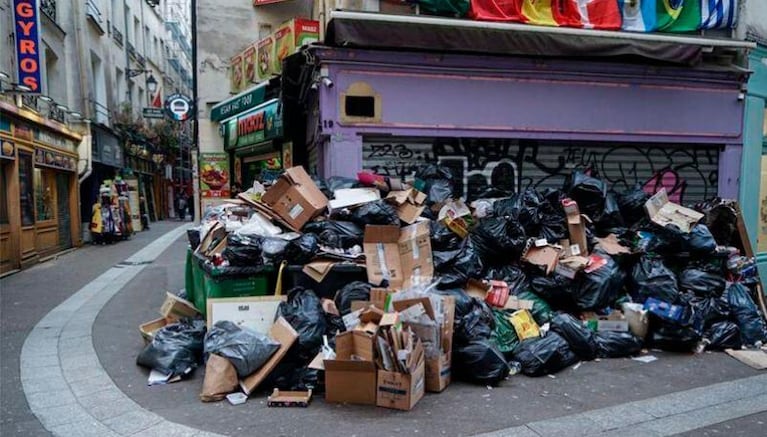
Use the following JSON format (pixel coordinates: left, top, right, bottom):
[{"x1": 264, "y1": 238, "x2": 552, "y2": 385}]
[
  {"x1": 517, "y1": 291, "x2": 553, "y2": 325},
  {"x1": 491, "y1": 309, "x2": 520, "y2": 355},
  {"x1": 417, "y1": 0, "x2": 469, "y2": 17}
]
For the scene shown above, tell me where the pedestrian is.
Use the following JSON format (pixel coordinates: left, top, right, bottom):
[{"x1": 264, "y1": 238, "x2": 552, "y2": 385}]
[
  {"x1": 178, "y1": 194, "x2": 187, "y2": 221},
  {"x1": 186, "y1": 194, "x2": 194, "y2": 221}
]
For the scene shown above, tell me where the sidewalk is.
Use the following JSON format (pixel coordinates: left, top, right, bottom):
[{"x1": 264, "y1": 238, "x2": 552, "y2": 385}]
[{"x1": 3, "y1": 224, "x2": 766, "y2": 436}]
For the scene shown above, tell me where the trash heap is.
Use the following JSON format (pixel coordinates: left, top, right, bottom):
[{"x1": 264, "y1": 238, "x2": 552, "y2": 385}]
[{"x1": 136, "y1": 164, "x2": 767, "y2": 410}]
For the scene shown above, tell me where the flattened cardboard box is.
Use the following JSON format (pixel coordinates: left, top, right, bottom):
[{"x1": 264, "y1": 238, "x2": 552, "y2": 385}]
[
  {"x1": 562, "y1": 199, "x2": 588, "y2": 256},
  {"x1": 377, "y1": 354, "x2": 425, "y2": 411},
  {"x1": 261, "y1": 166, "x2": 328, "y2": 231},
  {"x1": 363, "y1": 220, "x2": 433, "y2": 289},
  {"x1": 324, "y1": 330, "x2": 377, "y2": 405},
  {"x1": 240, "y1": 317, "x2": 298, "y2": 395},
  {"x1": 644, "y1": 188, "x2": 704, "y2": 233},
  {"x1": 160, "y1": 292, "x2": 199, "y2": 321}
]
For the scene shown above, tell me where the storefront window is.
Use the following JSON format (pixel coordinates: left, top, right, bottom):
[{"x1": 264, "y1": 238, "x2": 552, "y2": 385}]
[
  {"x1": 34, "y1": 168, "x2": 56, "y2": 221},
  {"x1": 0, "y1": 164, "x2": 8, "y2": 224},
  {"x1": 19, "y1": 152, "x2": 35, "y2": 226}
]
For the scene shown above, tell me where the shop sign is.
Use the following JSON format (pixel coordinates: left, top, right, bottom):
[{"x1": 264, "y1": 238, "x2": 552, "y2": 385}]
[
  {"x1": 13, "y1": 0, "x2": 42, "y2": 93},
  {"x1": 224, "y1": 99, "x2": 282, "y2": 150},
  {"x1": 164, "y1": 93, "x2": 193, "y2": 122},
  {"x1": 35, "y1": 128, "x2": 76, "y2": 152},
  {"x1": 1, "y1": 140, "x2": 16, "y2": 160},
  {"x1": 93, "y1": 128, "x2": 122, "y2": 167},
  {"x1": 13, "y1": 123, "x2": 34, "y2": 141},
  {"x1": 200, "y1": 153, "x2": 231, "y2": 198},
  {"x1": 34, "y1": 148, "x2": 76, "y2": 172},
  {"x1": 142, "y1": 107, "x2": 165, "y2": 119},
  {"x1": 209, "y1": 84, "x2": 266, "y2": 122}
]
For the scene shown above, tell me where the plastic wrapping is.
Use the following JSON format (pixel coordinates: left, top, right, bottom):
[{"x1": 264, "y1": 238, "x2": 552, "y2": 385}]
[
  {"x1": 136, "y1": 320, "x2": 206, "y2": 376},
  {"x1": 572, "y1": 254, "x2": 625, "y2": 310},
  {"x1": 303, "y1": 220, "x2": 363, "y2": 249},
  {"x1": 484, "y1": 265, "x2": 527, "y2": 293},
  {"x1": 704, "y1": 321, "x2": 742, "y2": 350},
  {"x1": 223, "y1": 233, "x2": 263, "y2": 266},
  {"x1": 438, "y1": 239, "x2": 485, "y2": 288},
  {"x1": 550, "y1": 312, "x2": 597, "y2": 360},
  {"x1": 430, "y1": 220, "x2": 463, "y2": 252},
  {"x1": 285, "y1": 233, "x2": 320, "y2": 264},
  {"x1": 516, "y1": 290, "x2": 553, "y2": 325},
  {"x1": 565, "y1": 171, "x2": 607, "y2": 220},
  {"x1": 512, "y1": 332, "x2": 578, "y2": 376},
  {"x1": 276, "y1": 288, "x2": 327, "y2": 360},
  {"x1": 470, "y1": 218, "x2": 527, "y2": 264},
  {"x1": 454, "y1": 298, "x2": 495, "y2": 344},
  {"x1": 261, "y1": 237, "x2": 291, "y2": 265},
  {"x1": 690, "y1": 296, "x2": 730, "y2": 327},
  {"x1": 491, "y1": 309, "x2": 520, "y2": 356},
  {"x1": 529, "y1": 274, "x2": 577, "y2": 311},
  {"x1": 617, "y1": 185, "x2": 649, "y2": 226},
  {"x1": 678, "y1": 269, "x2": 726, "y2": 297},
  {"x1": 594, "y1": 331, "x2": 643, "y2": 358},
  {"x1": 203, "y1": 321, "x2": 280, "y2": 378},
  {"x1": 334, "y1": 281, "x2": 371, "y2": 316},
  {"x1": 452, "y1": 339, "x2": 510, "y2": 386},
  {"x1": 629, "y1": 256, "x2": 680, "y2": 304},
  {"x1": 724, "y1": 283, "x2": 767, "y2": 346}
]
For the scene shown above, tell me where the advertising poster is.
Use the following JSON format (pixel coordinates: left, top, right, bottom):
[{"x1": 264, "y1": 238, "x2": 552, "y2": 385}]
[
  {"x1": 200, "y1": 153, "x2": 231, "y2": 198},
  {"x1": 126, "y1": 179, "x2": 142, "y2": 232}
]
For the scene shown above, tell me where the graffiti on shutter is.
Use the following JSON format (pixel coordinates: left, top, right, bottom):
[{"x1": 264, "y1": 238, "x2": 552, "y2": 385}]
[{"x1": 363, "y1": 137, "x2": 719, "y2": 204}]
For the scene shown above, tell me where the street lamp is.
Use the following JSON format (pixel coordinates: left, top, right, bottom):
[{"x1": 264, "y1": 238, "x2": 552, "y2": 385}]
[
  {"x1": 146, "y1": 74, "x2": 158, "y2": 95},
  {"x1": 126, "y1": 69, "x2": 150, "y2": 78}
]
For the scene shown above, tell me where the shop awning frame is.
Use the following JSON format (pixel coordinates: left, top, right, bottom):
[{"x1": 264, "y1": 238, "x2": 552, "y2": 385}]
[{"x1": 326, "y1": 11, "x2": 756, "y2": 65}]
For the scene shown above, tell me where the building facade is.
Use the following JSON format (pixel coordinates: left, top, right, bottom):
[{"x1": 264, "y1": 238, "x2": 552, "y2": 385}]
[{"x1": 1, "y1": 0, "x2": 192, "y2": 274}]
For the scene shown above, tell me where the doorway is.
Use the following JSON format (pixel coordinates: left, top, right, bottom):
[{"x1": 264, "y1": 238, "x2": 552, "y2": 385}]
[{"x1": 56, "y1": 173, "x2": 72, "y2": 249}]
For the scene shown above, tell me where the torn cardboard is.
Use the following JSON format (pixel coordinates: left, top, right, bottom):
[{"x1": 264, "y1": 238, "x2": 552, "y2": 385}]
[
  {"x1": 377, "y1": 349, "x2": 425, "y2": 411},
  {"x1": 160, "y1": 292, "x2": 200, "y2": 322},
  {"x1": 644, "y1": 188, "x2": 704, "y2": 233},
  {"x1": 267, "y1": 389, "x2": 313, "y2": 407},
  {"x1": 139, "y1": 317, "x2": 169, "y2": 344},
  {"x1": 329, "y1": 188, "x2": 380, "y2": 211},
  {"x1": 386, "y1": 189, "x2": 427, "y2": 224},
  {"x1": 302, "y1": 261, "x2": 336, "y2": 283},
  {"x1": 596, "y1": 234, "x2": 631, "y2": 256},
  {"x1": 240, "y1": 317, "x2": 298, "y2": 395},
  {"x1": 522, "y1": 243, "x2": 562, "y2": 275},
  {"x1": 562, "y1": 198, "x2": 588, "y2": 256},
  {"x1": 324, "y1": 330, "x2": 378, "y2": 405},
  {"x1": 260, "y1": 166, "x2": 329, "y2": 231}
]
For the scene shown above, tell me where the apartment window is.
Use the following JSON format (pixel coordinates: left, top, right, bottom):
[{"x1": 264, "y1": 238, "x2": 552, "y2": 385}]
[
  {"x1": 134, "y1": 17, "x2": 140, "y2": 46},
  {"x1": 91, "y1": 53, "x2": 108, "y2": 124},
  {"x1": 125, "y1": 5, "x2": 131, "y2": 41},
  {"x1": 153, "y1": 36, "x2": 159, "y2": 62},
  {"x1": 115, "y1": 68, "x2": 124, "y2": 105},
  {"x1": 144, "y1": 26, "x2": 150, "y2": 54},
  {"x1": 138, "y1": 87, "x2": 145, "y2": 108},
  {"x1": 44, "y1": 47, "x2": 60, "y2": 102}
]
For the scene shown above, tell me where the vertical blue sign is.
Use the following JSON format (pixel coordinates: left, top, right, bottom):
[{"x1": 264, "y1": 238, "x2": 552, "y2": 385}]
[{"x1": 13, "y1": 0, "x2": 42, "y2": 93}]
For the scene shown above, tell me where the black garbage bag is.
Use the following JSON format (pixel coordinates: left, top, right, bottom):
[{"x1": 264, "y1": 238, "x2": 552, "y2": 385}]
[
  {"x1": 680, "y1": 224, "x2": 717, "y2": 255},
  {"x1": 538, "y1": 197, "x2": 569, "y2": 243},
  {"x1": 617, "y1": 185, "x2": 649, "y2": 226},
  {"x1": 550, "y1": 313, "x2": 597, "y2": 360},
  {"x1": 136, "y1": 319, "x2": 206, "y2": 376},
  {"x1": 725, "y1": 283, "x2": 767, "y2": 346},
  {"x1": 565, "y1": 171, "x2": 607, "y2": 220},
  {"x1": 430, "y1": 220, "x2": 462, "y2": 252},
  {"x1": 629, "y1": 256, "x2": 680, "y2": 304},
  {"x1": 334, "y1": 281, "x2": 371, "y2": 316},
  {"x1": 454, "y1": 298, "x2": 495, "y2": 344},
  {"x1": 572, "y1": 254, "x2": 625, "y2": 310},
  {"x1": 223, "y1": 233, "x2": 263, "y2": 266},
  {"x1": 285, "y1": 233, "x2": 320, "y2": 265},
  {"x1": 704, "y1": 321, "x2": 742, "y2": 350},
  {"x1": 276, "y1": 288, "x2": 327, "y2": 360},
  {"x1": 470, "y1": 218, "x2": 527, "y2": 264},
  {"x1": 187, "y1": 228, "x2": 201, "y2": 251},
  {"x1": 594, "y1": 192, "x2": 625, "y2": 235},
  {"x1": 434, "y1": 249, "x2": 462, "y2": 272},
  {"x1": 350, "y1": 200, "x2": 400, "y2": 226},
  {"x1": 493, "y1": 189, "x2": 544, "y2": 235},
  {"x1": 529, "y1": 273, "x2": 577, "y2": 311},
  {"x1": 203, "y1": 321, "x2": 280, "y2": 378},
  {"x1": 439, "y1": 239, "x2": 484, "y2": 288},
  {"x1": 678, "y1": 269, "x2": 726, "y2": 297},
  {"x1": 647, "y1": 315, "x2": 702, "y2": 352},
  {"x1": 594, "y1": 331, "x2": 643, "y2": 358},
  {"x1": 303, "y1": 220, "x2": 363, "y2": 249},
  {"x1": 434, "y1": 287, "x2": 474, "y2": 318},
  {"x1": 484, "y1": 265, "x2": 528, "y2": 294},
  {"x1": 261, "y1": 237, "x2": 291, "y2": 265},
  {"x1": 516, "y1": 291, "x2": 553, "y2": 325},
  {"x1": 491, "y1": 309, "x2": 520, "y2": 356},
  {"x1": 512, "y1": 332, "x2": 578, "y2": 376},
  {"x1": 415, "y1": 164, "x2": 455, "y2": 205},
  {"x1": 690, "y1": 296, "x2": 730, "y2": 327},
  {"x1": 452, "y1": 339, "x2": 511, "y2": 386}
]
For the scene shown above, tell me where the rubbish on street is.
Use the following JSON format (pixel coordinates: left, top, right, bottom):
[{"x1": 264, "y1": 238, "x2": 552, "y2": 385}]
[
  {"x1": 631, "y1": 355, "x2": 658, "y2": 363},
  {"x1": 267, "y1": 389, "x2": 313, "y2": 407}
]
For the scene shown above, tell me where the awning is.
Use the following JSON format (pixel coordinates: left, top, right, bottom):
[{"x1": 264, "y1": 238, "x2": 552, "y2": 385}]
[{"x1": 326, "y1": 11, "x2": 756, "y2": 66}]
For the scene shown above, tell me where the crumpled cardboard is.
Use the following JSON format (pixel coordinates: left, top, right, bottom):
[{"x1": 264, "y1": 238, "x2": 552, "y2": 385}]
[{"x1": 644, "y1": 188, "x2": 704, "y2": 233}]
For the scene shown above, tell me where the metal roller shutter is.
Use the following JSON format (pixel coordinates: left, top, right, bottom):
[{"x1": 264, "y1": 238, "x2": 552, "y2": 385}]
[{"x1": 362, "y1": 137, "x2": 720, "y2": 205}]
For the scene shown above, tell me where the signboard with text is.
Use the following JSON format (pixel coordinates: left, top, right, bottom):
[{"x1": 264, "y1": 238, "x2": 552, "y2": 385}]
[
  {"x1": 13, "y1": 0, "x2": 42, "y2": 93},
  {"x1": 200, "y1": 153, "x2": 231, "y2": 198},
  {"x1": 224, "y1": 99, "x2": 282, "y2": 150}
]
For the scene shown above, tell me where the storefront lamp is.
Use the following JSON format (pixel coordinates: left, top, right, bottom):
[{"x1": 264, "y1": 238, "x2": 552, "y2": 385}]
[
  {"x1": 0, "y1": 72, "x2": 9, "y2": 81},
  {"x1": 39, "y1": 95, "x2": 53, "y2": 103},
  {"x1": 56, "y1": 103, "x2": 69, "y2": 111},
  {"x1": 146, "y1": 74, "x2": 158, "y2": 95},
  {"x1": 68, "y1": 111, "x2": 83, "y2": 119}
]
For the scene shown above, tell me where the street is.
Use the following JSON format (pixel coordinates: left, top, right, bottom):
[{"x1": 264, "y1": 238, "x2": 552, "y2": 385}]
[{"x1": 0, "y1": 222, "x2": 765, "y2": 437}]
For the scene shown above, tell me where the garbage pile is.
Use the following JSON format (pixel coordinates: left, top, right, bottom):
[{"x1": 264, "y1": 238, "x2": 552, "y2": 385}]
[{"x1": 136, "y1": 164, "x2": 767, "y2": 410}]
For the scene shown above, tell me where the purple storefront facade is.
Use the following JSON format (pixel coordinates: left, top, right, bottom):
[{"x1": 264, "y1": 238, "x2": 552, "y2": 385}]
[{"x1": 303, "y1": 45, "x2": 748, "y2": 204}]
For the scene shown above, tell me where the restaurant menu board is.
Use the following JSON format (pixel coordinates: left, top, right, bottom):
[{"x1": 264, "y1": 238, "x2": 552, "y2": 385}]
[{"x1": 200, "y1": 153, "x2": 231, "y2": 198}]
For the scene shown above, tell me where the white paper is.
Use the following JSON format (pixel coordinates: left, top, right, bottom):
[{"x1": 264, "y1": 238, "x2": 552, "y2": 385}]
[
  {"x1": 632, "y1": 355, "x2": 658, "y2": 363},
  {"x1": 147, "y1": 369, "x2": 172, "y2": 386}
]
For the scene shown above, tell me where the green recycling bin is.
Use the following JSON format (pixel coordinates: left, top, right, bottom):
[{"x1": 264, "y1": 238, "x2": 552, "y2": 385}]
[{"x1": 191, "y1": 252, "x2": 275, "y2": 316}]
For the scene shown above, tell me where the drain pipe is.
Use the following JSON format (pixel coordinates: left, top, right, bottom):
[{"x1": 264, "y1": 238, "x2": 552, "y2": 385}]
[{"x1": 78, "y1": 121, "x2": 93, "y2": 184}]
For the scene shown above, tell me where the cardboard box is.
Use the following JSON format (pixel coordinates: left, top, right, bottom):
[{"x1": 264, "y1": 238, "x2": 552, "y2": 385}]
[
  {"x1": 240, "y1": 317, "x2": 298, "y2": 395},
  {"x1": 160, "y1": 292, "x2": 200, "y2": 321},
  {"x1": 425, "y1": 353, "x2": 451, "y2": 393},
  {"x1": 230, "y1": 53, "x2": 243, "y2": 94},
  {"x1": 644, "y1": 188, "x2": 704, "y2": 233},
  {"x1": 328, "y1": 188, "x2": 381, "y2": 212},
  {"x1": 583, "y1": 311, "x2": 629, "y2": 332},
  {"x1": 206, "y1": 296, "x2": 285, "y2": 334},
  {"x1": 386, "y1": 189, "x2": 427, "y2": 224},
  {"x1": 324, "y1": 330, "x2": 378, "y2": 405},
  {"x1": 139, "y1": 317, "x2": 168, "y2": 344},
  {"x1": 376, "y1": 344, "x2": 425, "y2": 411},
  {"x1": 267, "y1": 389, "x2": 312, "y2": 407},
  {"x1": 465, "y1": 279, "x2": 533, "y2": 311},
  {"x1": 257, "y1": 34, "x2": 275, "y2": 82},
  {"x1": 509, "y1": 309, "x2": 541, "y2": 340},
  {"x1": 363, "y1": 220, "x2": 433, "y2": 289},
  {"x1": 243, "y1": 44, "x2": 257, "y2": 85},
  {"x1": 562, "y1": 199, "x2": 588, "y2": 256},
  {"x1": 273, "y1": 18, "x2": 319, "y2": 75},
  {"x1": 260, "y1": 166, "x2": 329, "y2": 231},
  {"x1": 522, "y1": 243, "x2": 562, "y2": 275}
]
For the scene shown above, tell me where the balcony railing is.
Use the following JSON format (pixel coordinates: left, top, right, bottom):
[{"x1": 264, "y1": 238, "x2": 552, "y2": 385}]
[
  {"x1": 112, "y1": 26, "x2": 124, "y2": 46},
  {"x1": 40, "y1": 0, "x2": 56, "y2": 22},
  {"x1": 85, "y1": 0, "x2": 105, "y2": 34},
  {"x1": 49, "y1": 105, "x2": 66, "y2": 123},
  {"x1": 137, "y1": 54, "x2": 146, "y2": 68},
  {"x1": 21, "y1": 94, "x2": 38, "y2": 112},
  {"x1": 127, "y1": 43, "x2": 137, "y2": 60}
]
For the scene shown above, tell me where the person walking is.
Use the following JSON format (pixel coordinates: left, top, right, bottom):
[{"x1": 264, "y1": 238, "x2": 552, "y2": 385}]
[{"x1": 177, "y1": 193, "x2": 187, "y2": 221}]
